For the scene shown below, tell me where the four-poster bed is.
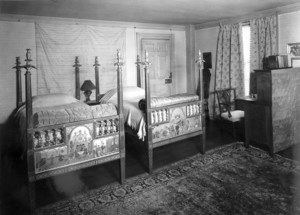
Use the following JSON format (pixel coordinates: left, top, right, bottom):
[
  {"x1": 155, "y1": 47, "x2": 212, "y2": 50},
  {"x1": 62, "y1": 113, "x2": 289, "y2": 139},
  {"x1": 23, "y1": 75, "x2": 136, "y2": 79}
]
[
  {"x1": 14, "y1": 49, "x2": 125, "y2": 212},
  {"x1": 135, "y1": 50, "x2": 206, "y2": 173},
  {"x1": 100, "y1": 50, "x2": 206, "y2": 174}
]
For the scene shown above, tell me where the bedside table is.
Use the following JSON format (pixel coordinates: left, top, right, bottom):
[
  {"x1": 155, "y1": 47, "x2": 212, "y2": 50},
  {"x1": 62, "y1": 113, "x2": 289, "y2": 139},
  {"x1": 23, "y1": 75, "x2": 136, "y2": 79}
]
[{"x1": 86, "y1": 100, "x2": 100, "y2": 106}]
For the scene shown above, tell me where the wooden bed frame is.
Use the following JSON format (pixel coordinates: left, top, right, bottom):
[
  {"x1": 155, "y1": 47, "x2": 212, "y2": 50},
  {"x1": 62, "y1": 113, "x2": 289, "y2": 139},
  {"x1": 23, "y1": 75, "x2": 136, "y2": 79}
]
[
  {"x1": 136, "y1": 50, "x2": 206, "y2": 174},
  {"x1": 15, "y1": 49, "x2": 125, "y2": 212}
]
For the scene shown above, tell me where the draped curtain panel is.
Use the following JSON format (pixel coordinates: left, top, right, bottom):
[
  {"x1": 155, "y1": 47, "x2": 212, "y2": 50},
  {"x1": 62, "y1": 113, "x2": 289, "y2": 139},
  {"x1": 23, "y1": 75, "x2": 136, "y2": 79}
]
[
  {"x1": 36, "y1": 23, "x2": 126, "y2": 100},
  {"x1": 213, "y1": 24, "x2": 244, "y2": 117},
  {"x1": 250, "y1": 15, "x2": 277, "y2": 94}
]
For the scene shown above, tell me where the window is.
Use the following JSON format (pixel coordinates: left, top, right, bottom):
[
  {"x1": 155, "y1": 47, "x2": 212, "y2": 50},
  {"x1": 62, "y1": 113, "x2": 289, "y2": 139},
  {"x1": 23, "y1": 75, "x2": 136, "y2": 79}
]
[{"x1": 242, "y1": 25, "x2": 250, "y2": 96}]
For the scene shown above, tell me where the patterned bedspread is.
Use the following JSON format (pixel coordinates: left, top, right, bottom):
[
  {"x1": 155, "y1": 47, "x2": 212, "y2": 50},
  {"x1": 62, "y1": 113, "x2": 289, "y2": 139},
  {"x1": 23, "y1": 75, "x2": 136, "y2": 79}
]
[
  {"x1": 15, "y1": 102, "x2": 117, "y2": 128},
  {"x1": 139, "y1": 93, "x2": 199, "y2": 109}
]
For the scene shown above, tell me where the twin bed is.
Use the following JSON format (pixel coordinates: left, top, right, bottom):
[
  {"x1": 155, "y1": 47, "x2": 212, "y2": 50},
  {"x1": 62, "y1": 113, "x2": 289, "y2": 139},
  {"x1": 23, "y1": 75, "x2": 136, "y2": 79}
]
[
  {"x1": 14, "y1": 50, "x2": 125, "y2": 211},
  {"x1": 100, "y1": 50, "x2": 206, "y2": 173},
  {"x1": 14, "y1": 49, "x2": 205, "y2": 211}
]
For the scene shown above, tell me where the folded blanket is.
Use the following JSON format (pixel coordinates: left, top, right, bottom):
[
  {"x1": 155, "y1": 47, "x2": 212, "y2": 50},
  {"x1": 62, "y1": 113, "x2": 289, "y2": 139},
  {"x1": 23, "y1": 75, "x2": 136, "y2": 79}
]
[{"x1": 17, "y1": 103, "x2": 117, "y2": 128}]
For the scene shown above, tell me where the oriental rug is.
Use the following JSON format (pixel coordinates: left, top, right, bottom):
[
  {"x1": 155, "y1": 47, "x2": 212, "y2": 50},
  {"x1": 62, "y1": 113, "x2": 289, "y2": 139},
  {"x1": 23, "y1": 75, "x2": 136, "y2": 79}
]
[{"x1": 36, "y1": 143, "x2": 300, "y2": 215}]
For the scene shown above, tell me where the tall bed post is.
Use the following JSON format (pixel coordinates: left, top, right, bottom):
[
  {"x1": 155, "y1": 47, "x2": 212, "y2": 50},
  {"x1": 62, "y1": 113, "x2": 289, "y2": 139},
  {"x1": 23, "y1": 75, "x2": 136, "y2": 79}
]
[
  {"x1": 143, "y1": 50, "x2": 153, "y2": 174},
  {"x1": 196, "y1": 50, "x2": 206, "y2": 154},
  {"x1": 14, "y1": 57, "x2": 23, "y2": 108},
  {"x1": 114, "y1": 50, "x2": 125, "y2": 184},
  {"x1": 94, "y1": 56, "x2": 100, "y2": 101},
  {"x1": 136, "y1": 50, "x2": 153, "y2": 173},
  {"x1": 22, "y1": 49, "x2": 37, "y2": 212},
  {"x1": 74, "y1": 56, "x2": 81, "y2": 100},
  {"x1": 23, "y1": 49, "x2": 37, "y2": 134}
]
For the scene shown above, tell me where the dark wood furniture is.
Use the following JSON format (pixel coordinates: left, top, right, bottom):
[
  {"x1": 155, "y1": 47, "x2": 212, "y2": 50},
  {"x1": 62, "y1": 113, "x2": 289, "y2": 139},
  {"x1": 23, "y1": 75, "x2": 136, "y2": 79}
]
[
  {"x1": 215, "y1": 88, "x2": 245, "y2": 141},
  {"x1": 235, "y1": 96, "x2": 256, "y2": 111},
  {"x1": 15, "y1": 50, "x2": 125, "y2": 213},
  {"x1": 135, "y1": 50, "x2": 206, "y2": 174},
  {"x1": 202, "y1": 67, "x2": 211, "y2": 122},
  {"x1": 245, "y1": 68, "x2": 300, "y2": 155}
]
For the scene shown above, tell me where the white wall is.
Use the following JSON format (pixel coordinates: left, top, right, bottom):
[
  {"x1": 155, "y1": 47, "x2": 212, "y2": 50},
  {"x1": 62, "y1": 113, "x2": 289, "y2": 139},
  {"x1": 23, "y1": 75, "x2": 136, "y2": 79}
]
[
  {"x1": 0, "y1": 21, "x2": 36, "y2": 124},
  {"x1": 278, "y1": 11, "x2": 300, "y2": 54},
  {"x1": 0, "y1": 17, "x2": 187, "y2": 125}
]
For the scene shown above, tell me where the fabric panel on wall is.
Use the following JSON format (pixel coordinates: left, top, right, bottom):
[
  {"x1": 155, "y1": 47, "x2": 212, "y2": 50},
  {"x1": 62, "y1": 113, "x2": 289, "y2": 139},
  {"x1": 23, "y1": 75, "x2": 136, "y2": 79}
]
[{"x1": 36, "y1": 23, "x2": 126, "y2": 100}]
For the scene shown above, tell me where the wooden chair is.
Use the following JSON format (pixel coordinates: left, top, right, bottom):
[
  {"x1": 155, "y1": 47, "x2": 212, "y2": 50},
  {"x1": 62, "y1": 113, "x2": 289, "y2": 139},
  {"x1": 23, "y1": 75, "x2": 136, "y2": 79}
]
[{"x1": 215, "y1": 88, "x2": 244, "y2": 141}]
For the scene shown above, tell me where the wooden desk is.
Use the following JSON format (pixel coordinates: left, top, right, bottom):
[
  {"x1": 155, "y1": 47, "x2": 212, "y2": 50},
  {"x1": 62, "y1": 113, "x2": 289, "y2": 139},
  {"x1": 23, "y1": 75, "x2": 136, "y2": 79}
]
[
  {"x1": 235, "y1": 96, "x2": 256, "y2": 111},
  {"x1": 244, "y1": 101, "x2": 273, "y2": 155},
  {"x1": 245, "y1": 67, "x2": 300, "y2": 156}
]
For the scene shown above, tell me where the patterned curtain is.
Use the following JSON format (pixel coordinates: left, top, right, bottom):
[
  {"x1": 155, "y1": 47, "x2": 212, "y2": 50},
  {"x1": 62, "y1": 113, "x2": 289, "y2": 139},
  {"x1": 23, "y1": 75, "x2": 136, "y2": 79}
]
[
  {"x1": 250, "y1": 15, "x2": 277, "y2": 94},
  {"x1": 213, "y1": 23, "x2": 244, "y2": 117}
]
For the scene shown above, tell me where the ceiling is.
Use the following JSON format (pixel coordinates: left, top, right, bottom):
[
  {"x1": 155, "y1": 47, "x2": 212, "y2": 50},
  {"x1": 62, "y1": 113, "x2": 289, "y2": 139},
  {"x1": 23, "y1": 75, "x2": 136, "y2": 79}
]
[{"x1": 1, "y1": 0, "x2": 300, "y2": 25}]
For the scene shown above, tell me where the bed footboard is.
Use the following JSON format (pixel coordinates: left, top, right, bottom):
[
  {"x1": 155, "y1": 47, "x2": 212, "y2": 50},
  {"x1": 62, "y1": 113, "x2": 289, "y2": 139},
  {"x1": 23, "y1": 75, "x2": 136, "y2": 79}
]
[
  {"x1": 30, "y1": 117, "x2": 121, "y2": 180},
  {"x1": 136, "y1": 50, "x2": 206, "y2": 174},
  {"x1": 150, "y1": 102, "x2": 203, "y2": 146}
]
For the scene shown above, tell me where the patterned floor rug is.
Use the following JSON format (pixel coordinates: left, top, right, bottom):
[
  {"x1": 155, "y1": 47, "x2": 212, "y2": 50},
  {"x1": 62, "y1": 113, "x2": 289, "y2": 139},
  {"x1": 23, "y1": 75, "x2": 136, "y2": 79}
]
[{"x1": 36, "y1": 143, "x2": 300, "y2": 215}]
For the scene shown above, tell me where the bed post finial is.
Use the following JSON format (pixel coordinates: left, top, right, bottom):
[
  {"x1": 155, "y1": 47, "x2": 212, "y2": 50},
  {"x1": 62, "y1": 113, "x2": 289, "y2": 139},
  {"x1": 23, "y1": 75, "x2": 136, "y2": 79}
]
[
  {"x1": 144, "y1": 49, "x2": 149, "y2": 64},
  {"x1": 195, "y1": 49, "x2": 204, "y2": 96},
  {"x1": 73, "y1": 56, "x2": 81, "y2": 100},
  {"x1": 94, "y1": 56, "x2": 100, "y2": 101},
  {"x1": 144, "y1": 50, "x2": 151, "y2": 72},
  {"x1": 136, "y1": 54, "x2": 141, "y2": 63},
  {"x1": 196, "y1": 49, "x2": 204, "y2": 67},
  {"x1": 116, "y1": 49, "x2": 122, "y2": 64},
  {"x1": 23, "y1": 49, "x2": 36, "y2": 70}
]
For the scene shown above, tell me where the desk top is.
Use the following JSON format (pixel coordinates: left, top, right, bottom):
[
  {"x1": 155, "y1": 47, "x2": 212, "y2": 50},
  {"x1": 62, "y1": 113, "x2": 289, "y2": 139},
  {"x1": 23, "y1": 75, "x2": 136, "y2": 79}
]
[{"x1": 236, "y1": 96, "x2": 257, "y2": 102}]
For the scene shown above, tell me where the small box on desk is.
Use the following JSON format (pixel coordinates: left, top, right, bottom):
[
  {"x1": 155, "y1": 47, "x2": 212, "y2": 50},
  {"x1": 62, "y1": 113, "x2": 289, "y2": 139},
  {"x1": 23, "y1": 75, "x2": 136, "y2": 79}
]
[{"x1": 263, "y1": 55, "x2": 290, "y2": 69}]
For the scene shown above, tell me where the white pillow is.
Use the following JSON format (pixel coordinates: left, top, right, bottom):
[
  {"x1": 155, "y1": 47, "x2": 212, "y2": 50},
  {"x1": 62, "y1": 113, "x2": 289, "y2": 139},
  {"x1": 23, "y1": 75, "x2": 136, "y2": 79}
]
[
  {"x1": 32, "y1": 93, "x2": 79, "y2": 108},
  {"x1": 100, "y1": 86, "x2": 145, "y2": 103},
  {"x1": 123, "y1": 86, "x2": 145, "y2": 100}
]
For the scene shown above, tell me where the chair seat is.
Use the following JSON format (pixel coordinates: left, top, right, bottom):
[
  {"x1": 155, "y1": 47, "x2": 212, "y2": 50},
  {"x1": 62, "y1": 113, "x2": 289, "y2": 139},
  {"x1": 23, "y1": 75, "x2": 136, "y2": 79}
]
[{"x1": 221, "y1": 110, "x2": 244, "y2": 122}]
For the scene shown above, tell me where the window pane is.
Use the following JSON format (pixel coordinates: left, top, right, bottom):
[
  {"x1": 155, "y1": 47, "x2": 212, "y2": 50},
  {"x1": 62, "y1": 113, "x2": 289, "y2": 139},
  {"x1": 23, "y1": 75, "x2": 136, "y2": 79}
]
[{"x1": 242, "y1": 25, "x2": 250, "y2": 96}]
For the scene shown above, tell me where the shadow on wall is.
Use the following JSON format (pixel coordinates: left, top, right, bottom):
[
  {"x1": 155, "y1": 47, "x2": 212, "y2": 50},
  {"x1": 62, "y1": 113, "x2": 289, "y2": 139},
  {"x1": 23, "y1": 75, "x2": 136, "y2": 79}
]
[
  {"x1": 0, "y1": 110, "x2": 22, "y2": 160},
  {"x1": 0, "y1": 109, "x2": 30, "y2": 214}
]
